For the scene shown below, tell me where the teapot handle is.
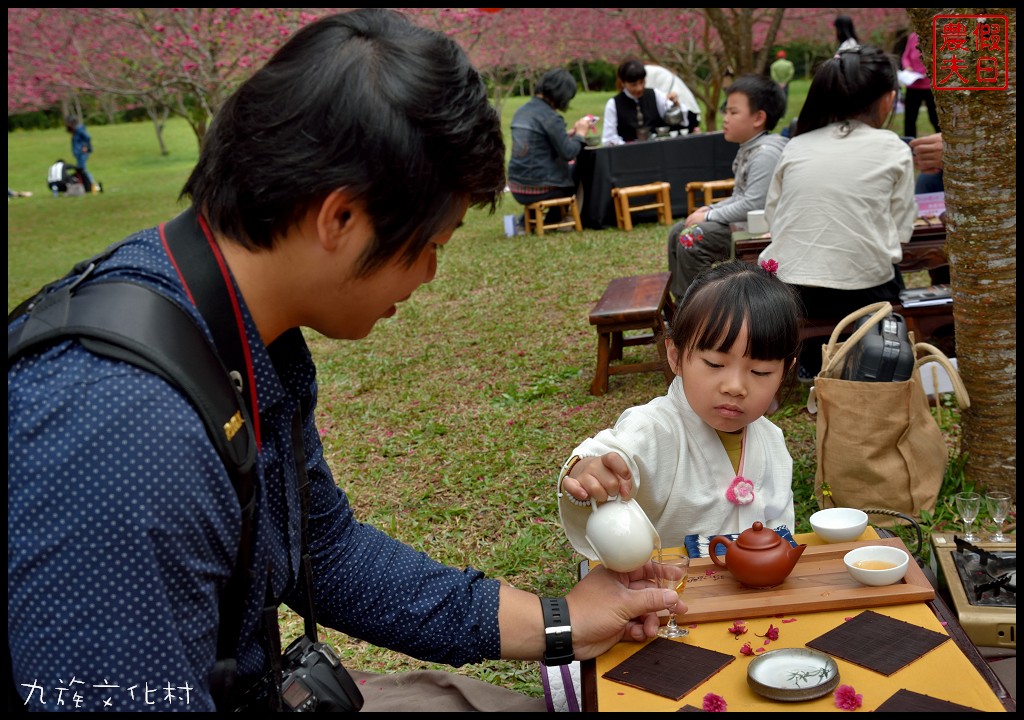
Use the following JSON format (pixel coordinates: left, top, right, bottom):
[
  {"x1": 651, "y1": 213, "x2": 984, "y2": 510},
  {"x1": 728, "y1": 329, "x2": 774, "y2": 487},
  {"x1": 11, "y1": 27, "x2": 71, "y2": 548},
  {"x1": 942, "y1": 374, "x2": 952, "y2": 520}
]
[
  {"x1": 709, "y1": 537, "x2": 729, "y2": 568},
  {"x1": 589, "y1": 495, "x2": 618, "y2": 513}
]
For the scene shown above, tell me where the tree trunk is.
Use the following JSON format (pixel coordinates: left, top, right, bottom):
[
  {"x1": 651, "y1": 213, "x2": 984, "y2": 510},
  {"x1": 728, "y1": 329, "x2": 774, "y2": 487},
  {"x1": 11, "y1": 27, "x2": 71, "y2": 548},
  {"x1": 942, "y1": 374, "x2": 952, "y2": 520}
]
[{"x1": 907, "y1": 8, "x2": 1017, "y2": 496}]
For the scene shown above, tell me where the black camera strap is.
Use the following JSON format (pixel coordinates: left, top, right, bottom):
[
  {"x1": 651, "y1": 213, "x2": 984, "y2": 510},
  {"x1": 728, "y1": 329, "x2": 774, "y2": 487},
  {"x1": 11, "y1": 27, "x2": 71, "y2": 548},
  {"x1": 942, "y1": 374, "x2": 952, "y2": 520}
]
[{"x1": 262, "y1": 407, "x2": 322, "y2": 711}]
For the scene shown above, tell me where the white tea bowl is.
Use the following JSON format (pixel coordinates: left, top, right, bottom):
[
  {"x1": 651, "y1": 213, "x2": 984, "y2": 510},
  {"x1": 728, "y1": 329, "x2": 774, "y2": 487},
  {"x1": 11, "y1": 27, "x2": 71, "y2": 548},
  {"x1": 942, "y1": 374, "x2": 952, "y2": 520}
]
[
  {"x1": 843, "y1": 545, "x2": 910, "y2": 586},
  {"x1": 809, "y1": 507, "x2": 868, "y2": 543},
  {"x1": 585, "y1": 497, "x2": 661, "y2": 573}
]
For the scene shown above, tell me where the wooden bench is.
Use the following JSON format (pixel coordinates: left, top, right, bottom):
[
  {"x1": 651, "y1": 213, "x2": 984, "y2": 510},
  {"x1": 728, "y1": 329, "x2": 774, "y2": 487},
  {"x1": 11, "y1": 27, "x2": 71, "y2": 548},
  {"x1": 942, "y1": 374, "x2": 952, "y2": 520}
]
[
  {"x1": 523, "y1": 196, "x2": 582, "y2": 236},
  {"x1": 588, "y1": 272, "x2": 677, "y2": 395},
  {"x1": 610, "y1": 182, "x2": 672, "y2": 231}
]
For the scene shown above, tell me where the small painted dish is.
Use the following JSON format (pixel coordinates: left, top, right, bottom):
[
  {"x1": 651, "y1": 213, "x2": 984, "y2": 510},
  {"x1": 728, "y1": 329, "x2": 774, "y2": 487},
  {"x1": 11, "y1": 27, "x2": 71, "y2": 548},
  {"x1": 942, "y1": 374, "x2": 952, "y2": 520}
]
[{"x1": 747, "y1": 648, "x2": 840, "y2": 701}]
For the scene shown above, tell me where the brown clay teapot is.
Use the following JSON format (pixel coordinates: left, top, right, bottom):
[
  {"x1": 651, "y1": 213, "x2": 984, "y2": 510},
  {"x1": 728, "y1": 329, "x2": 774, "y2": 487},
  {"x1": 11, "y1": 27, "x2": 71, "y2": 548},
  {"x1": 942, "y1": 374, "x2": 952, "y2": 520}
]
[{"x1": 708, "y1": 522, "x2": 807, "y2": 588}]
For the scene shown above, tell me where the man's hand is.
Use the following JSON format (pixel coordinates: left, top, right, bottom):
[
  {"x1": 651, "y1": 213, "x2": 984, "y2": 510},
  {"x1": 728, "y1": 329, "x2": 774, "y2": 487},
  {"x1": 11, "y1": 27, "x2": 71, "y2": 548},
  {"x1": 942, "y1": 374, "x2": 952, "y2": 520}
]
[
  {"x1": 567, "y1": 563, "x2": 684, "y2": 659},
  {"x1": 910, "y1": 133, "x2": 943, "y2": 173}
]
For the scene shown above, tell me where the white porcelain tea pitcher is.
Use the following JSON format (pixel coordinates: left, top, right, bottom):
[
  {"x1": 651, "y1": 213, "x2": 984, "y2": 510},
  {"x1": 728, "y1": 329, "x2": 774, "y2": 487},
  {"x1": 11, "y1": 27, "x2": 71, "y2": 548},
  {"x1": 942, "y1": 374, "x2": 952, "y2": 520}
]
[{"x1": 585, "y1": 496, "x2": 661, "y2": 572}]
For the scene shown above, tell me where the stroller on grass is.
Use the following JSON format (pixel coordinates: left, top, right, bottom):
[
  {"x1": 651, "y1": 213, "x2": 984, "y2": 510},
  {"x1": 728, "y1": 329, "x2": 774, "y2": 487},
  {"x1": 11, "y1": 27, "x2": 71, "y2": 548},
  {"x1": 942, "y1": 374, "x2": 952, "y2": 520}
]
[{"x1": 47, "y1": 159, "x2": 99, "y2": 196}]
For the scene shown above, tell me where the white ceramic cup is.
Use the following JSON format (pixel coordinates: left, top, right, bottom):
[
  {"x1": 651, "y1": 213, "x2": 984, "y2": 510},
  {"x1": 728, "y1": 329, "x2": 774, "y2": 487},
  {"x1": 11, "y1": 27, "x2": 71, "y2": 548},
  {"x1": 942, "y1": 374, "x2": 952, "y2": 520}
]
[
  {"x1": 585, "y1": 496, "x2": 661, "y2": 573},
  {"x1": 747, "y1": 209, "x2": 769, "y2": 234}
]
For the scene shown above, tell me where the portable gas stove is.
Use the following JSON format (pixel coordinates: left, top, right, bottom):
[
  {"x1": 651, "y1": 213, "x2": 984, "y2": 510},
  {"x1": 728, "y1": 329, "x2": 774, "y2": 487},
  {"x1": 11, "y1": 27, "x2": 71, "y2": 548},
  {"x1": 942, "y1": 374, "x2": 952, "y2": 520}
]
[{"x1": 931, "y1": 533, "x2": 1015, "y2": 649}]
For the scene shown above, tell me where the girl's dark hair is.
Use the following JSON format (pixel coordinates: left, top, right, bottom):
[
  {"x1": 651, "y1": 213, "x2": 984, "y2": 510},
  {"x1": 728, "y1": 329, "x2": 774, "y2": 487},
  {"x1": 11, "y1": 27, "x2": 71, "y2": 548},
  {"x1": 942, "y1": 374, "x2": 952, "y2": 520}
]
[
  {"x1": 669, "y1": 260, "x2": 802, "y2": 368},
  {"x1": 537, "y1": 68, "x2": 578, "y2": 112},
  {"x1": 834, "y1": 15, "x2": 858, "y2": 44},
  {"x1": 182, "y1": 9, "x2": 505, "y2": 276},
  {"x1": 795, "y1": 45, "x2": 898, "y2": 136}
]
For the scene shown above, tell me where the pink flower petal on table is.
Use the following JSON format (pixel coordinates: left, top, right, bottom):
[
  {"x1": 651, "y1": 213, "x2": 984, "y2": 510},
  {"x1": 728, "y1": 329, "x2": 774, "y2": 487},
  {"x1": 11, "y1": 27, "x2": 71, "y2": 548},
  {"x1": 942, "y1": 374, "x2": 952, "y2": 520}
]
[
  {"x1": 702, "y1": 693, "x2": 728, "y2": 712},
  {"x1": 834, "y1": 684, "x2": 863, "y2": 710}
]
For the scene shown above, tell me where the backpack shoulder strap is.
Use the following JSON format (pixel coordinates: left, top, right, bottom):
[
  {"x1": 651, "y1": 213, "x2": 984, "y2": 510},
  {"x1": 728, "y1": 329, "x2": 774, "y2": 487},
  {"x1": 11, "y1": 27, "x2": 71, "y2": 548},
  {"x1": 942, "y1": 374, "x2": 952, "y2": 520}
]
[{"x1": 9, "y1": 280, "x2": 255, "y2": 476}]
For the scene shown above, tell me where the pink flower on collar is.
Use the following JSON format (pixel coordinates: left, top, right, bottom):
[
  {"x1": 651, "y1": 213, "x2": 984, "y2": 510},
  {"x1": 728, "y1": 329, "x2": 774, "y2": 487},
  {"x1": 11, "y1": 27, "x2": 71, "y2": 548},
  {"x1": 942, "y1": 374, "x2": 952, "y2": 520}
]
[{"x1": 726, "y1": 476, "x2": 754, "y2": 505}]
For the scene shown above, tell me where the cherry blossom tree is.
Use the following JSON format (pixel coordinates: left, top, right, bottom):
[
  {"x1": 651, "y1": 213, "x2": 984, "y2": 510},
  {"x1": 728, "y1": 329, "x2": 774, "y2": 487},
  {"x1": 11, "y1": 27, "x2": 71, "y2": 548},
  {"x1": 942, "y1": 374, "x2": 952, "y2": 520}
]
[
  {"x1": 403, "y1": 8, "x2": 636, "y2": 112},
  {"x1": 9, "y1": 8, "x2": 914, "y2": 143},
  {"x1": 8, "y1": 8, "x2": 320, "y2": 150}
]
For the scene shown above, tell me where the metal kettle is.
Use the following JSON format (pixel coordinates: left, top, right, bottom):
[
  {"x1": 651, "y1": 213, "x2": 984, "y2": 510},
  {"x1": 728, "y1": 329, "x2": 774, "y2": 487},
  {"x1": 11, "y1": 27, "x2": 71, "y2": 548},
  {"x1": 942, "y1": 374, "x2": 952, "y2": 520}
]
[{"x1": 664, "y1": 102, "x2": 685, "y2": 128}]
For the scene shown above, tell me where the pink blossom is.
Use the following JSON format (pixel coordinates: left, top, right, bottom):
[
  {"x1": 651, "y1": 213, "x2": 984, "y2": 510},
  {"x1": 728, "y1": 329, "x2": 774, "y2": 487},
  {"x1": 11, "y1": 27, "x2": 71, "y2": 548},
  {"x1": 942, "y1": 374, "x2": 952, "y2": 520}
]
[
  {"x1": 781, "y1": 618, "x2": 797, "y2": 623},
  {"x1": 755, "y1": 623, "x2": 780, "y2": 644},
  {"x1": 739, "y1": 642, "x2": 754, "y2": 656},
  {"x1": 834, "y1": 684, "x2": 863, "y2": 710},
  {"x1": 728, "y1": 621, "x2": 747, "y2": 637},
  {"x1": 760, "y1": 258, "x2": 779, "y2": 274},
  {"x1": 702, "y1": 693, "x2": 727, "y2": 712},
  {"x1": 725, "y1": 476, "x2": 754, "y2": 505}
]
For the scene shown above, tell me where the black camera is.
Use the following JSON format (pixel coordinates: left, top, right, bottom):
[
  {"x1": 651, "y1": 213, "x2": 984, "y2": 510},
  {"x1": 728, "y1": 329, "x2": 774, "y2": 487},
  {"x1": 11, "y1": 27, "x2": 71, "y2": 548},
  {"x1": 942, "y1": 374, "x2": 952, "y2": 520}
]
[{"x1": 278, "y1": 636, "x2": 364, "y2": 712}]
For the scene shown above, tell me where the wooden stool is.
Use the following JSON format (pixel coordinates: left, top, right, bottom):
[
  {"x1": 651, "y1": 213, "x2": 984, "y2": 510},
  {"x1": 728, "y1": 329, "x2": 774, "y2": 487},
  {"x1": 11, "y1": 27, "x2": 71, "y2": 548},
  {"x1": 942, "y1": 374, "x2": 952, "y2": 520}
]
[
  {"x1": 588, "y1": 272, "x2": 677, "y2": 395},
  {"x1": 611, "y1": 182, "x2": 672, "y2": 231},
  {"x1": 685, "y1": 179, "x2": 735, "y2": 214},
  {"x1": 523, "y1": 196, "x2": 582, "y2": 236}
]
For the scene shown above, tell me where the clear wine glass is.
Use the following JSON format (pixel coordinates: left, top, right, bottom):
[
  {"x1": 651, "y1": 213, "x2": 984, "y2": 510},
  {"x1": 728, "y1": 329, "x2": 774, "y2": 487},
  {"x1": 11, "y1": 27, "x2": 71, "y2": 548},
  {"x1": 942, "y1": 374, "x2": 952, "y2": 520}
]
[
  {"x1": 954, "y1": 492, "x2": 982, "y2": 543},
  {"x1": 985, "y1": 491, "x2": 1012, "y2": 543},
  {"x1": 652, "y1": 552, "x2": 690, "y2": 638}
]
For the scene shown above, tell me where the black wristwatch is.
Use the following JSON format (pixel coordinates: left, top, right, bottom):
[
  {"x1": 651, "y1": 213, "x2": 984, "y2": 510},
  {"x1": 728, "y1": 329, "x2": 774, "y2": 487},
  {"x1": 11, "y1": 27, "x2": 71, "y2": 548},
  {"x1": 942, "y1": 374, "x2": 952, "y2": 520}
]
[{"x1": 540, "y1": 597, "x2": 574, "y2": 666}]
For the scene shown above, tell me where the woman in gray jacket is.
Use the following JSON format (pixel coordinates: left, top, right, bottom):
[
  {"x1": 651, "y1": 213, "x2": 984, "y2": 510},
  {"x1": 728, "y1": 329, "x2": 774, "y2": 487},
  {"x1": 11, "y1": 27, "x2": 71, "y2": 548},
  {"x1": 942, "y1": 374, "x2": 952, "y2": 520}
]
[{"x1": 508, "y1": 68, "x2": 595, "y2": 224}]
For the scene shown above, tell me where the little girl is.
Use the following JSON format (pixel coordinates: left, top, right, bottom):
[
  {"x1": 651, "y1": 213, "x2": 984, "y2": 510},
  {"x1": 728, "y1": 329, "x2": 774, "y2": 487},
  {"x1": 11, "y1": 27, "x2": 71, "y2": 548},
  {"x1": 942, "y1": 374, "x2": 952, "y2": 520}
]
[{"x1": 557, "y1": 260, "x2": 802, "y2": 557}]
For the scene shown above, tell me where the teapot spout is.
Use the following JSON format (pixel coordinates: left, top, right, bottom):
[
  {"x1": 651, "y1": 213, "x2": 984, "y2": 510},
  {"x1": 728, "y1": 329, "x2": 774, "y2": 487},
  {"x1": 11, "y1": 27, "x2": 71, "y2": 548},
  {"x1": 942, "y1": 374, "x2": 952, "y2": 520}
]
[{"x1": 789, "y1": 543, "x2": 808, "y2": 564}]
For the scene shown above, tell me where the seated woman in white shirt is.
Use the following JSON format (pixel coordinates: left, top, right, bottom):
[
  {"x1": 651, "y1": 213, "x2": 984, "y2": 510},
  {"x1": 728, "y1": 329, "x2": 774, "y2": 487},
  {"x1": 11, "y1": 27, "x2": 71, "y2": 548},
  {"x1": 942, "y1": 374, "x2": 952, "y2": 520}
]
[{"x1": 760, "y1": 45, "x2": 915, "y2": 376}]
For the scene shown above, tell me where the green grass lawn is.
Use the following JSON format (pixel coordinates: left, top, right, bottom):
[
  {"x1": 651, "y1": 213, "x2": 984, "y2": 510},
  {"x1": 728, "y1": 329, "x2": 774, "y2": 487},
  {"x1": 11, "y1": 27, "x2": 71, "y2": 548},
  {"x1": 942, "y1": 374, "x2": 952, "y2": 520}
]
[{"x1": 7, "y1": 90, "x2": 963, "y2": 697}]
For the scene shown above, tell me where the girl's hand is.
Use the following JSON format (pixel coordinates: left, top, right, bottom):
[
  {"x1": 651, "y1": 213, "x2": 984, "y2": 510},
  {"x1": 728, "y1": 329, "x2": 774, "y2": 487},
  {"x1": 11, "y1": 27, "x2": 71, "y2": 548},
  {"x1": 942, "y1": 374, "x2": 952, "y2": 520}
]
[{"x1": 563, "y1": 452, "x2": 633, "y2": 503}]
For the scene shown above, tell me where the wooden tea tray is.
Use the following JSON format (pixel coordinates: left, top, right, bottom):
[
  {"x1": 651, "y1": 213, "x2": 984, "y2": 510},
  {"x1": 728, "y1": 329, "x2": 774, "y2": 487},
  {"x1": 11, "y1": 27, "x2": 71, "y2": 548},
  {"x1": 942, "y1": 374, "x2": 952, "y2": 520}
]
[{"x1": 680, "y1": 537, "x2": 934, "y2": 623}]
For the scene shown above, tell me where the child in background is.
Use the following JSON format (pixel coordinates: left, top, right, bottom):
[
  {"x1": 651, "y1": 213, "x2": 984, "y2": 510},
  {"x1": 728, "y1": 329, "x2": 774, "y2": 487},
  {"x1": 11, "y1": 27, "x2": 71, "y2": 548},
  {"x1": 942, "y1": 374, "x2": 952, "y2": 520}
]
[
  {"x1": 760, "y1": 44, "x2": 915, "y2": 377},
  {"x1": 557, "y1": 260, "x2": 801, "y2": 557},
  {"x1": 666, "y1": 74, "x2": 787, "y2": 300}
]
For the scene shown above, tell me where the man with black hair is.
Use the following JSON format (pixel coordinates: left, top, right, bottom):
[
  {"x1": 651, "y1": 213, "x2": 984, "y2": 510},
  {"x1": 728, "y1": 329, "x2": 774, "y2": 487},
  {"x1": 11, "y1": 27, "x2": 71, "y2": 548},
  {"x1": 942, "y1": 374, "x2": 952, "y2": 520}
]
[
  {"x1": 64, "y1": 115, "x2": 97, "y2": 192},
  {"x1": 601, "y1": 58, "x2": 680, "y2": 145},
  {"x1": 9, "y1": 9, "x2": 679, "y2": 713},
  {"x1": 666, "y1": 74, "x2": 787, "y2": 299}
]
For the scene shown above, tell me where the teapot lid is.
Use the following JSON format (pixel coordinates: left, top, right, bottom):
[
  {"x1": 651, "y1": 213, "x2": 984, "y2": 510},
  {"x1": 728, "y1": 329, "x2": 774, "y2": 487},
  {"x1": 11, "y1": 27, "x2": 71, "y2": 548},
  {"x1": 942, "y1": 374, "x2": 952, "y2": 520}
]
[{"x1": 735, "y1": 521, "x2": 781, "y2": 549}]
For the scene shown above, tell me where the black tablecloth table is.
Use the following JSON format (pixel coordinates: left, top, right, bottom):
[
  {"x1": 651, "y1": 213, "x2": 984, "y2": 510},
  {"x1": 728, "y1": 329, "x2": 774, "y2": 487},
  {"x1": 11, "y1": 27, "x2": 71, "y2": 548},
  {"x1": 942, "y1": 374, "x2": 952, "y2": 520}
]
[{"x1": 575, "y1": 131, "x2": 738, "y2": 230}]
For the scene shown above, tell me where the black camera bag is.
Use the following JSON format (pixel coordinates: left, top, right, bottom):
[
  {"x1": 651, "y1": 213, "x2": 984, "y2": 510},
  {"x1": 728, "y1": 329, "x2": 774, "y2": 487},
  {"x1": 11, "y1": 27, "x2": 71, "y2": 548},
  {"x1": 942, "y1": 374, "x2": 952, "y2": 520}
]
[{"x1": 840, "y1": 311, "x2": 915, "y2": 382}]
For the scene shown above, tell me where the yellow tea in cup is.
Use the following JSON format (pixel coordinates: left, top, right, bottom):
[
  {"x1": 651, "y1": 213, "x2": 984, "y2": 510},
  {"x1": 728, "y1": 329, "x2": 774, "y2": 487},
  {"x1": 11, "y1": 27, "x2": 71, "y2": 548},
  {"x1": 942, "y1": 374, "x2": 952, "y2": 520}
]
[{"x1": 853, "y1": 559, "x2": 897, "y2": 570}]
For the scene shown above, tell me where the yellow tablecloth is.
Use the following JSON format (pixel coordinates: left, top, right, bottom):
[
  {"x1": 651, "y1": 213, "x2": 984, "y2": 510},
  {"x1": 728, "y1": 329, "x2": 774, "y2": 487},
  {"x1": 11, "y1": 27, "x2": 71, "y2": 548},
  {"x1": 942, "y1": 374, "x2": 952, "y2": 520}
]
[{"x1": 590, "y1": 531, "x2": 1007, "y2": 712}]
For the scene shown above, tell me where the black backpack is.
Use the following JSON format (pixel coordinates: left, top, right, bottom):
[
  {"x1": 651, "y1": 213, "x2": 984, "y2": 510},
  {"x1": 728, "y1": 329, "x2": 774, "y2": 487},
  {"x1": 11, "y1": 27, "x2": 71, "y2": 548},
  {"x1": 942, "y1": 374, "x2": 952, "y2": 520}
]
[{"x1": 8, "y1": 208, "x2": 363, "y2": 712}]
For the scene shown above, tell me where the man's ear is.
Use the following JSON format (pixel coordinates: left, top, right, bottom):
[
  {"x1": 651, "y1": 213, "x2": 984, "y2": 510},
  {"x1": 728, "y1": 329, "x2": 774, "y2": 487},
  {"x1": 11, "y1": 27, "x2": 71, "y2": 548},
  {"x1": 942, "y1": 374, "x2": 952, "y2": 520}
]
[{"x1": 315, "y1": 188, "x2": 359, "y2": 251}]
